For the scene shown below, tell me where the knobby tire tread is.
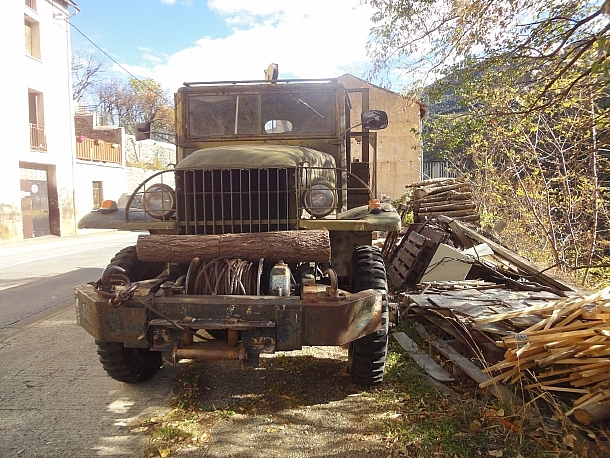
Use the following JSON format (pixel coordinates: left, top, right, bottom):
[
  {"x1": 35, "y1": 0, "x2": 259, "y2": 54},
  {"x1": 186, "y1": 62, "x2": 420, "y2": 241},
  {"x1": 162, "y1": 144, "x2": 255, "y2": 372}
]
[
  {"x1": 349, "y1": 245, "x2": 389, "y2": 386},
  {"x1": 109, "y1": 246, "x2": 165, "y2": 282},
  {"x1": 96, "y1": 341, "x2": 162, "y2": 383}
]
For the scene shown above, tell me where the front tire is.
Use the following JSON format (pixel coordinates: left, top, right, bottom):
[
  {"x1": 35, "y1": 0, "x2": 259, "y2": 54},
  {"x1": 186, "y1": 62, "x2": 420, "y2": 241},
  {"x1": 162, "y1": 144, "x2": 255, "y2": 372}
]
[
  {"x1": 109, "y1": 246, "x2": 165, "y2": 282},
  {"x1": 348, "y1": 245, "x2": 389, "y2": 386},
  {"x1": 96, "y1": 341, "x2": 162, "y2": 383}
]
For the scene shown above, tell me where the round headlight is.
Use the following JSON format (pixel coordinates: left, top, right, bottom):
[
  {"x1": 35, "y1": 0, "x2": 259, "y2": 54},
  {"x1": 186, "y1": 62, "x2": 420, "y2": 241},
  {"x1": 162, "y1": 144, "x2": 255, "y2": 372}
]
[
  {"x1": 142, "y1": 183, "x2": 175, "y2": 220},
  {"x1": 303, "y1": 183, "x2": 336, "y2": 217}
]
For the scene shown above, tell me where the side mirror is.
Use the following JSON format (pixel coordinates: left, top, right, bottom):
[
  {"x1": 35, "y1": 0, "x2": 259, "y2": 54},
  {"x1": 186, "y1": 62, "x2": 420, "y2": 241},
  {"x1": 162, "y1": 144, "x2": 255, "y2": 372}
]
[
  {"x1": 361, "y1": 110, "x2": 388, "y2": 130},
  {"x1": 135, "y1": 122, "x2": 151, "y2": 141}
]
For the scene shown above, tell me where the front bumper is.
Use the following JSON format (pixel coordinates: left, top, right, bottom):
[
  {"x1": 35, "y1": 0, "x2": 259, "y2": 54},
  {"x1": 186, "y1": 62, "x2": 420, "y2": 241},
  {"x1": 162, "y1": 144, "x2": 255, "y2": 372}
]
[{"x1": 75, "y1": 283, "x2": 382, "y2": 361}]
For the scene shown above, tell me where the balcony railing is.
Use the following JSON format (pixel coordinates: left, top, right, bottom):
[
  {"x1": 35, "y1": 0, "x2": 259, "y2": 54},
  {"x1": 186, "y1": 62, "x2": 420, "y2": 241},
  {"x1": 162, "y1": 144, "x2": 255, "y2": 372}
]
[
  {"x1": 422, "y1": 160, "x2": 457, "y2": 180},
  {"x1": 30, "y1": 123, "x2": 47, "y2": 152},
  {"x1": 76, "y1": 137, "x2": 122, "y2": 164}
]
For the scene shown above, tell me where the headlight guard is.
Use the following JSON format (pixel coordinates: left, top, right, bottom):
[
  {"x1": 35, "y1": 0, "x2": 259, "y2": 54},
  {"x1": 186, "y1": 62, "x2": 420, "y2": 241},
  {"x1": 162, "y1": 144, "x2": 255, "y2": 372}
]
[
  {"x1": 142, "y1": 183, "x2": 176, "y2": 220},
  {"x1": 302, "y1": 180, "x2": 336, "y2": 218}
]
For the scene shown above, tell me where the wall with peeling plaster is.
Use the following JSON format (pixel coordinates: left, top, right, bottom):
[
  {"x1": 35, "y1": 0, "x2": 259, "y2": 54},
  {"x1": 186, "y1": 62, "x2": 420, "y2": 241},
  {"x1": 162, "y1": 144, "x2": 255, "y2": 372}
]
[{"x1": 338, "y1": 75, "x2": 424, "y2": 200}]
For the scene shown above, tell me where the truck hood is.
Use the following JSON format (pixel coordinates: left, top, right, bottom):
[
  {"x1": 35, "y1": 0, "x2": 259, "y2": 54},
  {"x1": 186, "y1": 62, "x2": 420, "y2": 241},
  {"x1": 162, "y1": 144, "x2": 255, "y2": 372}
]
[{"x1": 176, "y1": 145, "x2": 336, "y2": 170}]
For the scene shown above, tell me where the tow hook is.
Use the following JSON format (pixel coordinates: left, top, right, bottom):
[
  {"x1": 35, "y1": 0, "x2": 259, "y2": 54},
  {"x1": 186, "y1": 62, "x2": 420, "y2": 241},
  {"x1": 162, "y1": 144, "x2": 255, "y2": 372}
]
[
  {"x1": 98, "y1": 264, "x2": 130, "y2": 292},
  {"x1": 323, "y1": 268, "x2": 343, "y2": 299},
  {"x1": 108, "y1": 282, "x2": 139, "y2": 307},
  {"x1": 93, "y1": 264, "x2": 138, "y2": 306}
]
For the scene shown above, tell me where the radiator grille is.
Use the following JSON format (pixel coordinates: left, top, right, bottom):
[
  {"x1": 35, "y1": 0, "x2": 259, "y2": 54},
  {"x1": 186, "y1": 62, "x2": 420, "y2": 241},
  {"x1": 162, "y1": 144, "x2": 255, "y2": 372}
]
[{"x1": 176, "y1": 168, "x2": 297, "y2": 234}]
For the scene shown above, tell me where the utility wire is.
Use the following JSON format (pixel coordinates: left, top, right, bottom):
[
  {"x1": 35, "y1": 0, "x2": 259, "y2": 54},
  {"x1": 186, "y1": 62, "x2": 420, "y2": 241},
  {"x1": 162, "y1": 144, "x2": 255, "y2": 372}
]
[{"x1": 68, "y1": 21, "x2": 165, "y2": 96}]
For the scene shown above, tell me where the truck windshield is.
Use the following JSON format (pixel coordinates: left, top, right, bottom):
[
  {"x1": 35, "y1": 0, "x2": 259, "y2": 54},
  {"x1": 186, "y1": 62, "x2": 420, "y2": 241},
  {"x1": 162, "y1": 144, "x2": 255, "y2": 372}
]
[{"x1": 186, "y1": 90, "x2": 336, "y2": 138}]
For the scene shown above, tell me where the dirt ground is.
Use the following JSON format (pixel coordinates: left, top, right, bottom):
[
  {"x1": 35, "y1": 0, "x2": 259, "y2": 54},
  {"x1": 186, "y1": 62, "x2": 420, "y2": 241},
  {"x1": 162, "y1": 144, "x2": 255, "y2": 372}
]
[
  {"x1": 139, "y1": 346, "x2": 400, "y2": 458},
  {"x1": 134, "y1": 337, "x2": 610, "y2": 458},
  {"x1": 4, "y1": 301, "x2": 604, "y2": 458}
]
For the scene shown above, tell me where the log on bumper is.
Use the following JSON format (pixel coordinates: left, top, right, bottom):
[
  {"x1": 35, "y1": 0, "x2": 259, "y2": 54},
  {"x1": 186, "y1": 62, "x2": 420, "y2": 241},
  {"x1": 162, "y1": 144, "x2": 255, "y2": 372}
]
[
  {"x1": 74, "y1": 284, "x2": 383, "y2": 355},
  {"x1": 136, "y1": 230, "x2": 331, "y2": 263}
]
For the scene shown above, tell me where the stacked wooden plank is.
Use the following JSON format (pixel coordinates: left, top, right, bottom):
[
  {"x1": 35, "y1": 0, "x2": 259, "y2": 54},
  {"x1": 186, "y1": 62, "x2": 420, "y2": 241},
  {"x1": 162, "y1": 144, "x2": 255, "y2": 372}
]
[
  {"x1": 408, "y1": 177, "x2": 479, "y2": 224},
  {"x1": 476, "y1": 287, "x2": 610, "y2": 423},
  {"x1": 406, "y1": 285, "x2": 563, "y2": 364}
]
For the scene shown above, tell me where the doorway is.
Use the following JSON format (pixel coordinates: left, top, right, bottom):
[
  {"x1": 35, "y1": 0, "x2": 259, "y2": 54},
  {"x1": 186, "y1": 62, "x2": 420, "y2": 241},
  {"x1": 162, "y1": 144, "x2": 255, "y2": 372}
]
[{"x1": 20, "y1": 166, "x2": 50, "y2": 238}]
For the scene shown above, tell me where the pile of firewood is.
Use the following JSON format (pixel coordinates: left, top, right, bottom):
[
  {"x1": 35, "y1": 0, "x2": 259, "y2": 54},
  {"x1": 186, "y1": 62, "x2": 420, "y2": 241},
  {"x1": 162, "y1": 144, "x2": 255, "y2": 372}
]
[
  {"x1": 477, "y1": 287, "x2": 610, "y2": 424},
  {"x1": 408, "y1": 177, "x2": 479, "y2": 224}
]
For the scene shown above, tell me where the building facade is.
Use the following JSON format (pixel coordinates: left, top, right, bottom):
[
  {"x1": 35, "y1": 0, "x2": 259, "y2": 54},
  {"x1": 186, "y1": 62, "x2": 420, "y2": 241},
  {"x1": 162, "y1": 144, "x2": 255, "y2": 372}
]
[
  {"x1": 73, "y1": 111, "x2": 175, "y2": 216},
  {"x1": 0, "y1": 0, "x2": 78, "y2": 241},
  {"x1": 338, "y1": 74, "x2": 426, "y2": 201}
]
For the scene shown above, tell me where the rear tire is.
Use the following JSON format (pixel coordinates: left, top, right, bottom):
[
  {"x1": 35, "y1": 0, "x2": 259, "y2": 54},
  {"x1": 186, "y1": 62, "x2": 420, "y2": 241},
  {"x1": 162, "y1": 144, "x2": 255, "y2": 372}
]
[
  {"x1": 96, "y1": 341, "x2": 162, "y2": 383},
  {"x1": 348, "y1": 245, "x2": 389, "y2": 386},
  {"x1": 109, "y1": 246, "x2": 165, "y2": 281}
]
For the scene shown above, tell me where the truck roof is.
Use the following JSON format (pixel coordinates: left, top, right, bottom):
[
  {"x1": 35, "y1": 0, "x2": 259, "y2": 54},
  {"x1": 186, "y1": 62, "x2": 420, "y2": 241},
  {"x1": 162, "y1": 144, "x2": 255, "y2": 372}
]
[{"x1": 182, "y1": 78, "x2": 339, "y2": 87}]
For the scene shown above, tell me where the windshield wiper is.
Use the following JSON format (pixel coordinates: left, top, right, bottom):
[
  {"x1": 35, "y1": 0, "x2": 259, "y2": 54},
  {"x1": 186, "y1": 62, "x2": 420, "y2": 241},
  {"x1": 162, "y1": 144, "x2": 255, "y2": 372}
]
[{"x1": 298, "y1": 97, "x2": 325, "y2": 119}]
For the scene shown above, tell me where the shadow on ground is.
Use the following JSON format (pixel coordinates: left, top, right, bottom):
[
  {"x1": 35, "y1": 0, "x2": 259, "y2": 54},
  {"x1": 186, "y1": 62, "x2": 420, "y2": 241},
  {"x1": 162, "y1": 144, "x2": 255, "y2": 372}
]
[{"x1": 159, "y1": 348, "x2": 392, "y2": 458}]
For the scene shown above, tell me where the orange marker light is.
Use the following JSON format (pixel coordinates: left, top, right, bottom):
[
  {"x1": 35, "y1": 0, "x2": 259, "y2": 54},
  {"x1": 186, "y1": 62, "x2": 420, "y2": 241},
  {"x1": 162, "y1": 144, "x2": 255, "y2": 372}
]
[
  {"x1": 369, "y1": 198, "x2": 381, "y2": 209},
  {"x1": 99, "y1": 200, "x2": 118, "y2": 213}
]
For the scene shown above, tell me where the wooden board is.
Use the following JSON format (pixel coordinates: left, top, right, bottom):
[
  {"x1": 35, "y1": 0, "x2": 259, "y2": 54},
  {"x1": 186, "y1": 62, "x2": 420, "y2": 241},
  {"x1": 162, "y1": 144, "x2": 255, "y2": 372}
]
[
  {"x1": 437, "y1": 215, "x2": 576, "y2": 292},
  {"x1": 413, "y1": 323, "x2": 517, "y2": 403},
  {"x1": 393, "y1": 332, "x2": 455, "y2": 382}
]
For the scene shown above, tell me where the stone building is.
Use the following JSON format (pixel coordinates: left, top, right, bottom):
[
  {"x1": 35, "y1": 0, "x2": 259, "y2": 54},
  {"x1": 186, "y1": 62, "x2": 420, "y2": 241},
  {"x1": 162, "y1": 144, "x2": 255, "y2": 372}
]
[
  {"x1": 73, "y1": 112, "x2": 175, "y2": 214},
  {"x1": 0, "y1": 0, "x2": 79, "y2": 241},
  {"x1": 338, "y1": 74, "x2": 426, "y2": 201}
]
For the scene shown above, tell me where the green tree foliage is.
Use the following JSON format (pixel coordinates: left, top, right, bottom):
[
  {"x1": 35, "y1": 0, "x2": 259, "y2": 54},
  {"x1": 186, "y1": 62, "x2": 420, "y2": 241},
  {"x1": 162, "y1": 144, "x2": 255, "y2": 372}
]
[
  {"x1": 94, "y1": 77, "x2": 174, "y2": 142},
  {"x1": 366, "y1": 1, "x2": 610, "y2": 287}
]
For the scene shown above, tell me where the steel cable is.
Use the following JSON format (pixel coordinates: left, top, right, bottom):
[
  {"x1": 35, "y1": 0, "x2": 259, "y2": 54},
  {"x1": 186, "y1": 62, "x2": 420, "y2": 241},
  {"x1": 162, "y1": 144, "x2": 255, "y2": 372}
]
[{"x1": 187, "y1": 258, "x2": 261, "y2": 295}]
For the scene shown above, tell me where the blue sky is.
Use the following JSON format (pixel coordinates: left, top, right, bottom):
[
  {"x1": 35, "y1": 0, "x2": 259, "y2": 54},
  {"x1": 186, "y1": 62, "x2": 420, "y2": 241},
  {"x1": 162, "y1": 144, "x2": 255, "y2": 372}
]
[{"x1": 70, "y1": 0, "x2": 386, "y2": 94}]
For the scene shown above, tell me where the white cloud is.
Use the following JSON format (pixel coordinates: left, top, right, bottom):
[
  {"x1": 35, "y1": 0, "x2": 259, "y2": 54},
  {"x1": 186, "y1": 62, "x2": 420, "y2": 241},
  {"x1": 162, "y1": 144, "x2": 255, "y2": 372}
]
[
  {"x1": 121, "y1": 0, "x2": 379, "y2": 93},
  {"x1": 159, "y1": 0, "x2": 194, "y2": 5}
]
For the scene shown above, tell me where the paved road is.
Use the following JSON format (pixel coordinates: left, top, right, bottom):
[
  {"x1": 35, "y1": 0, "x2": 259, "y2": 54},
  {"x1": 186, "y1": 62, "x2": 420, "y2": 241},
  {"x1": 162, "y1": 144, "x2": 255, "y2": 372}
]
[
  {"x1": 0, "y1": 232, "x2": 177, "y2": 457},
  {"x1": 0, "y1": 231, "x2": 138, "y2": 337}
]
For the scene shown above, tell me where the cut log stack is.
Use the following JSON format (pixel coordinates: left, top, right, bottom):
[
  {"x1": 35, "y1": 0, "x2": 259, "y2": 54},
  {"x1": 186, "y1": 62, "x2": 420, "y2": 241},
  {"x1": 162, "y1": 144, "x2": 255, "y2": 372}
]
[
  {"x1": 408, "y1": 177, "x2": 479, "y2": 224},
  {"x1": 476, "y1": 286, "x2": 610, "y2": 424}
]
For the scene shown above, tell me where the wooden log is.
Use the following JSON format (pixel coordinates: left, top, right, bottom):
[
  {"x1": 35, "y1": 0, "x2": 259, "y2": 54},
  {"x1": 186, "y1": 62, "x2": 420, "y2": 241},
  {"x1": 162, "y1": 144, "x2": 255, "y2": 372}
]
[
  {"x1": 137, "y1": 229, "x2": 331, "y2": 263},
  {"x1": 417, "y1": 209, "x2": 478, "y2": 219},
  {"x1": 454, "y1": 215, "x2": 481, "y2": 223},
  {"x1": 416, "y1": 202, "x2": 477, "y2": 213},
  {"x1": 413, "y1": 183, "x2": 471, "y2": 200},
  {"x1": 414, "y1": 197, "x2": 474, "y2": 209},
  {"x1": 405, "y1": 177, "x2": 463, "y2": 188},
  {"x1": 573, "y1": 401, "x2": 610, "y2": 424},
  {"x1": 414, "y1": 191, "x2": 473, "y2": 204}
]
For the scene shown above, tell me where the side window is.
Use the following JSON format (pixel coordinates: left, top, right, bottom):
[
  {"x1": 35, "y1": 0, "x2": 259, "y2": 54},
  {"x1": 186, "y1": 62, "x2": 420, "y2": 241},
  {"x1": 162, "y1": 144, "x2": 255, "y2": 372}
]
[
  {"x1": 92, "y1": 181, "x2": 103, "y2": 209},
  {"x1": 28, "y1": 90, "x2": 44, "y2": 126},
  {"x1": 28, "y1": 89, "x2": 46, "y2": 151},
  {"x1": 25, "y1": 16, "x2": 41, "y2": 59}
]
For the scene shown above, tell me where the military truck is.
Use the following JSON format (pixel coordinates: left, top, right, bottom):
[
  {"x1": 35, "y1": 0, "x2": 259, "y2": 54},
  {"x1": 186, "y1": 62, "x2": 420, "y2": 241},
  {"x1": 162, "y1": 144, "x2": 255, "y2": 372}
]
[{"x1": 75, "y1": 67, "x2": 401, "y2": 386}]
